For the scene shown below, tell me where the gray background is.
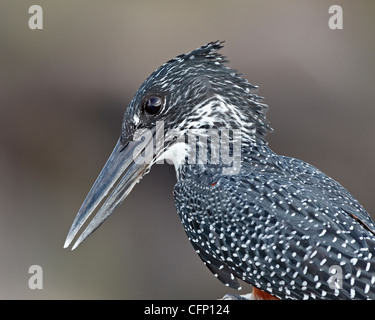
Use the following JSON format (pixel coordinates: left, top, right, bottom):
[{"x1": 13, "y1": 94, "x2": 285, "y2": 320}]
[{"x1": 0, "y1": 0, "x2": 374, "y2": 299}]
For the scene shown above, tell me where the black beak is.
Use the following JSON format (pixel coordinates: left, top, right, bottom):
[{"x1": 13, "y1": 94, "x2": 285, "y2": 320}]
[{"x1": 64, "y1": 131, "x2": 153, "y2": 250}]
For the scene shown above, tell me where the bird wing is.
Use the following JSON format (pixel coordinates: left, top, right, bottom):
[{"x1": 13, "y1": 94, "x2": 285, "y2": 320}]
[
  {"x1": 174, "y1": 157, "x2": 375, "y2": 299},
  {"x1": 281, "y1": 156, "x2": 375, "y2": 235}
]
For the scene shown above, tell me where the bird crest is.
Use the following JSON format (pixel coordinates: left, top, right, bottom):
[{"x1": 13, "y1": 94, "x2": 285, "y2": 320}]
[{"x1": 170, "y1": 40, "x2": 227, "y2": 63}]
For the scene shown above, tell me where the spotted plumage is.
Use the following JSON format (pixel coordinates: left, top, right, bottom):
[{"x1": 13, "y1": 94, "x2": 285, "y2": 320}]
[
  {"x1": 65, "y1": 41, "x2": 375, "y2": 299},
  {"x1": 174, "y1": 142, "x2": 375, "y2": 299}
]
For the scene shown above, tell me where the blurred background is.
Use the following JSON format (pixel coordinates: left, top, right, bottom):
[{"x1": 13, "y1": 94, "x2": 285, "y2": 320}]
[{"x1": 0, "y1": 0, "x2": 374, "y2": 299}]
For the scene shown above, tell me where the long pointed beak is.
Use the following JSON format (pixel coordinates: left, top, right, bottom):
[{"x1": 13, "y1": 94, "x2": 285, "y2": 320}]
[{"x1": 64, "y1": 131, "x2": 153, "y2": 250}]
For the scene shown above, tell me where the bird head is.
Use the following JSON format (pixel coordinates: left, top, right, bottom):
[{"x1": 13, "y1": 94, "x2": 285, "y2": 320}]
[{"x1": 64, "y1": 41, "x2": 271, "y2": 249}]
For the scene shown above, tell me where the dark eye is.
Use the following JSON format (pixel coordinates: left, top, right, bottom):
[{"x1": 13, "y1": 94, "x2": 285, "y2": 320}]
[{"x1": 144, "y1": 95, "x2": 163, "y2": 115}]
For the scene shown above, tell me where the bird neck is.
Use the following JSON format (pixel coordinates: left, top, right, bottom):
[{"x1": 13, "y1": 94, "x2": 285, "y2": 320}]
[{"x1": 173, "y1": 133, "x2": 274, "y2": 182}]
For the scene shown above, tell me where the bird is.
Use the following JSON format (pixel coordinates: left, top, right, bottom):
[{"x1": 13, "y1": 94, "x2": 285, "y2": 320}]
[{"x1": 64, "y1": 41, "x2": 375, "y2": 300}]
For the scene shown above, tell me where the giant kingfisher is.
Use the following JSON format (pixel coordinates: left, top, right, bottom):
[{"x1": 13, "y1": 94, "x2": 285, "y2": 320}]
[{"x1": 64, "y1": 41, "x2": 375, "y2": 300}]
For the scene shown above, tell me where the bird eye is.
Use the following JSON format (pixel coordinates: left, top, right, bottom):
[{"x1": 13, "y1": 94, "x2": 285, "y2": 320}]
[{"x1": 144, "y1": 96, "x2": 163, "y2": 115}]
